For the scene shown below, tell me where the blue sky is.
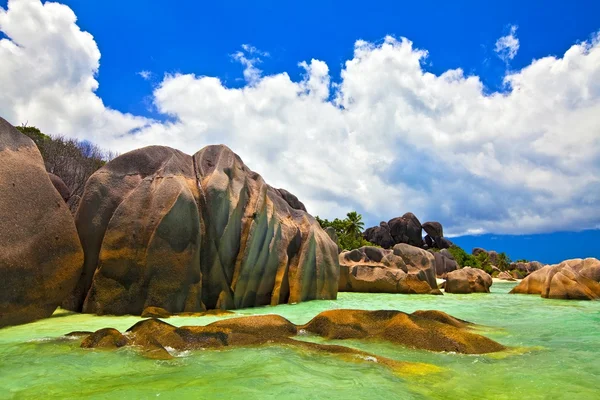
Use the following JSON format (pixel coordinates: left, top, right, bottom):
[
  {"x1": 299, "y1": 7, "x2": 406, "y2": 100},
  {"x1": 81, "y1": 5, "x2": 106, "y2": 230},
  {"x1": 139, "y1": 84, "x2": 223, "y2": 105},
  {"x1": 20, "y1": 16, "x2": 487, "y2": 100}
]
[
  {"x1": 46, "y1": 0, "x2": 600, "y2": 117},
  {"x1": 0, "y1": 0, "x2": 599, "y2": 263}
]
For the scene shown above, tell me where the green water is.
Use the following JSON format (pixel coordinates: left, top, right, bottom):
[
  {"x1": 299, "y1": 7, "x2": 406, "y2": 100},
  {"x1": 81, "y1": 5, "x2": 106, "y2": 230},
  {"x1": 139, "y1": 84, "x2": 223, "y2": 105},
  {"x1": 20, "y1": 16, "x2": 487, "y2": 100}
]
[{"x1": 1, "y1": 282, "x2": 599, "y2": 399}]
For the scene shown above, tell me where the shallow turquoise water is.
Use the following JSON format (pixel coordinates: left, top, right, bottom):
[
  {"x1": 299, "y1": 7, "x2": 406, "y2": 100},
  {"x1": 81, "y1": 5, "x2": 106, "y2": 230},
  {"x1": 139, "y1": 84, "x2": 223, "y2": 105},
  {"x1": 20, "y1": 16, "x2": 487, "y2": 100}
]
[{"x1": 1, "y1": 282, "x2": 599, "y2": 399}]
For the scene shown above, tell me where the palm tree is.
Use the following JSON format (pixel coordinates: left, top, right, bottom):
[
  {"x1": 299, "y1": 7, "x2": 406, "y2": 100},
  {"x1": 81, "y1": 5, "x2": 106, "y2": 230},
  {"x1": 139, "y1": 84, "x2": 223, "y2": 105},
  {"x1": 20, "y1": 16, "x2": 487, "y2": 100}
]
[{"x1": 345, "y1": 211, "x2": 364, "y2": 239}]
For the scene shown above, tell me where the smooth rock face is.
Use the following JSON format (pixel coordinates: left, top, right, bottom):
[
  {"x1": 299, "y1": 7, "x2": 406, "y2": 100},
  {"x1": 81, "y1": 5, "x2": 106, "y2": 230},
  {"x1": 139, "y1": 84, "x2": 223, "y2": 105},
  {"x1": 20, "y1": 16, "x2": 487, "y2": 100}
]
[
  {"x1": 444, "y1": 267, "x2": 493, "y2": 294},
  {"x1": 422, "y1": 221, "x2": 453, "y2": 249},
  {"x1": 388, "y1": 213, "x2": 424, "y2": 248},
  {"x1": 48, "y1": 173, "x2": 71, "y2": 202},
  {"x1": 422, "y1": 221, "x2": 443, "y2": 238},
  {"x1": 0, "y1": 117, "x2": 83, "y2": 328},
  {"x1": 510, "y1": 258, "x2": 600, "y2": 300},
  {"x1": 339, "y1": 246, "x2": 440, "y2": 294},
  {"x1": 434, "y1": 250, "x2": 458, "y2": 277},
  {"x1": 65, "y1": 144, "x2": 338, "y2": 315},
  {"x1": 324, "y1": 227, "x2": 342, "y2": 254},
  {"x1": 392, "y1": 244, "x2": 438, "y2": 289}
]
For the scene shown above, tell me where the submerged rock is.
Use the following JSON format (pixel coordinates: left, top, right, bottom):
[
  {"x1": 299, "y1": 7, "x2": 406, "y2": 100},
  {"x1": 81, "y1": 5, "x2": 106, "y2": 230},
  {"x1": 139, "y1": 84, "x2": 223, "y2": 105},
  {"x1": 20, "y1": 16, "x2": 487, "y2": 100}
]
[
  {"x1": 0, "y1": 117, "x2": 83, "y2": 328},
  {"x1": 510, "y1": 258, "x2": 600, "y2": 300},
  {"x1": 444, "y1": 267, "x2": 493, "y2": 294},
  {"x1": 64, "y1": 145, "x2": 339, "y2": 315},
  {"x1": 301, "y1": 309, "x2": 505, "y2": 354},
  {"x1": 338, "y1": 246, "x2": 440, "y2": 295},
  {"x1": 72, "y1": 309, "x2": 505, "y2": 366}
]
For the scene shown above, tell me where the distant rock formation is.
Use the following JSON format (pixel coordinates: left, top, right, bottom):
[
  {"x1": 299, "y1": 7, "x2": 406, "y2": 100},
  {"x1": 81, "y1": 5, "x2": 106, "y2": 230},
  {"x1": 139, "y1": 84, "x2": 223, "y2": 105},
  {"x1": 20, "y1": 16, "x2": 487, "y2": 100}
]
[
  {"x1": 388, "y1": 213, "x2": 424, "y2": 248},
  {"x1": 497, "y1": 271, "x2": 516, "y2": 281},
  {"x1": 363, "y1": 214, "x2": 453, "y2": 250},
  {"x1": 510, "y1": 258, "x2": 600, "y2": 300},
  {"x1": 443, "y1": 267, "x2": 493, "y2": 294},
  {"x1": 338, "y1": 245, "x2": 441, "y2": 295},
  {"x1": 422, "y1": 221, "x2": 452, "y2": 249},
  {"x1": 0, "y1": 117, "x2": 83, "y2": 328},
  {"x1": 510, "y1": 261, "x2": 545, "y2": 276},
  {"x1": 362, "y1": 222, "x2": 395, "y2": 249},
  {"x1": 63, "y1": 145, "x2": 339, "y2": 315}
]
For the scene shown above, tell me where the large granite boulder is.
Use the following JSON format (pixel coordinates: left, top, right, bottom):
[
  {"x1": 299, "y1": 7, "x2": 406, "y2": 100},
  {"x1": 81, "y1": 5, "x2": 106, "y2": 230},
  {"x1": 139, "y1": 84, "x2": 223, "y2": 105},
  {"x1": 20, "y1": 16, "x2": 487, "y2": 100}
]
[
  {"x1": 433, "y1": 249, "x2": 458, "y2": 277},
  {"x1": 510, "y1": 258, "x2": 600, "y2": 300},
  {"x1": 444, "y1": 267, "x2": 493, "y2": 294},
  {"x1": 422, "y1": 221, "x2": 453, "y2": 249},
  {"x1": 0, "y1": 117, "x2": 83, "y2": 328},
  {"x1": 388, "y1": 213, "x2": 424, "y2": 248},
  {"x1": 338, "y1": 246, "x2": 440, "y2": 294},
  {"x1": 64, "y1": 145, "x2": 339, "y2": 315},
  {"x1": 362, "y1": 221, "x2": 395, "y2": 249},
  {"x1": 422, "y1": 221, "x2": 443, "y2": 238},
  {"x1": 392, "y1": 243, "x2": 438, "y2": 289}
]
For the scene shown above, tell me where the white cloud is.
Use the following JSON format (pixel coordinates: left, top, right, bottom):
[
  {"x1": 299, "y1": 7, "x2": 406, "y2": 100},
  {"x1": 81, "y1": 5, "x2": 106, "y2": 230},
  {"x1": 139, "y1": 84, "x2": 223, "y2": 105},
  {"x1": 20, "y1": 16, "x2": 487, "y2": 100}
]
[
  {"x1": 137, "y1": 70, "x2": 152, "y2": 80},
  {"x1": 231, "y1": 44, "x2": 269, "y2": 84},
  {"x1": 495, "y1": 25, "x2": 520, "y2": 62},
  {"x1": 1, "y1": 0, "x2": 600, "y2": 236},
  {"x1": 0, "y1": 0, "x2": 151, "y2": 145}
]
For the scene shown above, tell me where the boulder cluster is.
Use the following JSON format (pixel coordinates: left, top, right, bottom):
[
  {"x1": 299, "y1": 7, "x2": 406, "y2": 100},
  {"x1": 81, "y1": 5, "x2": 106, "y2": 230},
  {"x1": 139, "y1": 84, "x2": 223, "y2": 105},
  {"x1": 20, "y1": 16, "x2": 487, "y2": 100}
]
[
  {"x1": 338, "y1": 245, "x2": 441, "y2": 295},
  {"x1": 0, "y1": 117, "x2": 339, "y2": 327},
  {"x1": 363, "y1": 213, "x2": 453, "y2": 250},
  {"x1": 510, "y1": 258, "x2": 600, "y2": 300}
]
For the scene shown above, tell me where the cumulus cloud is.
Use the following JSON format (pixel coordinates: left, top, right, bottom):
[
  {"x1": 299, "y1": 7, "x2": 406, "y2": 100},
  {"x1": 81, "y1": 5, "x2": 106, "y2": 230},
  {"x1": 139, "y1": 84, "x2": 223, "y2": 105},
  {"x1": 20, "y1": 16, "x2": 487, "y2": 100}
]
[
  {"x1": 0, "y1": 0, "x2": 151, "y2": 145},
  {"x1": 1, "y1": 0, "x2": 599, "y2": 236},
  {"x1": 495, "y1": 25, "x2": 520, "y2": 62}
]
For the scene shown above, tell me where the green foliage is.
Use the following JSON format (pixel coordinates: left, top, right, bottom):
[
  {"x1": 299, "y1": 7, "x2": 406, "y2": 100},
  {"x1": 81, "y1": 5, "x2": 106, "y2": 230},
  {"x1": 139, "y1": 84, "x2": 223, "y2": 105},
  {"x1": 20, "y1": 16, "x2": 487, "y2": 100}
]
[
  {"x1": 515, "y1": 259, "x2": 529, "y2": 263},
  {"x1": 448, "y1": 245, "x2": 493, "y2": 273},
  {"x1": 496, "y1": 252, "x2": 512, "y2": 271},
  {"x1": 510, "y1": 269, "x2": 525, "y2": 279},
  {"x1": 16, "y1": 125, "x2": 50, "y2": 150},
  {"x1": 315, "y1": 212, "x2": 376, "y2": 251}
]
